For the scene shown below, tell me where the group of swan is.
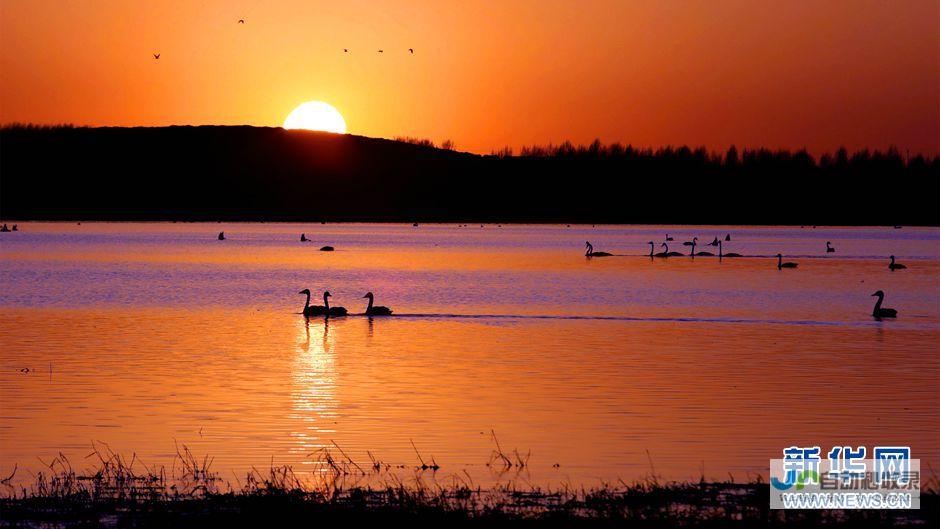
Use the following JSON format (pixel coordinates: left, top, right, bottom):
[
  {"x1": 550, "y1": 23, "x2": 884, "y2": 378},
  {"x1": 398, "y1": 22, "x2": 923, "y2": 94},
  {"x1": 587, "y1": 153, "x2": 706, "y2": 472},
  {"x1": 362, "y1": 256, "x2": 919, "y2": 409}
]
[
  {"x1": 299, "y1": 289, "x2": 392, "y2": 317},
  {"x1": 649, "y1": 239, "x2": 741, "y2": 258},
  {"x1": 614, "y1": 234, "x2": 906, "y2": 319}
]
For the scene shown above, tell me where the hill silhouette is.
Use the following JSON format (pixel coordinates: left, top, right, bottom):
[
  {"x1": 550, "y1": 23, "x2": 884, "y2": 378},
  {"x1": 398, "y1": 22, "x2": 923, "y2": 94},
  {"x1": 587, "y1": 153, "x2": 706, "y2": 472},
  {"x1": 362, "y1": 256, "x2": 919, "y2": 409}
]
[{"x1": 1, "y1": 125, "x2": 937, "y2": 225}]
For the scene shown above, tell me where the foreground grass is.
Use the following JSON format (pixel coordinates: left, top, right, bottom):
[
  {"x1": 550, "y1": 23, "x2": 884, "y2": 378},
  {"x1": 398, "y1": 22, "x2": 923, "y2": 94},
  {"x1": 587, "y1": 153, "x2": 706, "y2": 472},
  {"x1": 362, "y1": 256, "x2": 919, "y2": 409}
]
[{"x1": 1, "y1": 442, "x2": 936, "y2": 528}]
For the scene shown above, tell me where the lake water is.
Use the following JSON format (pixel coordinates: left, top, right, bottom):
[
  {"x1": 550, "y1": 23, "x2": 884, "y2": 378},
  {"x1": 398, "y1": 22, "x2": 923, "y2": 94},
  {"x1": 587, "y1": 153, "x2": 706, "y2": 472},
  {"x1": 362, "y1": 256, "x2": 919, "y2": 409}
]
[{"x1": 1, "y1": 223, "x2": 938, "y2": 488}]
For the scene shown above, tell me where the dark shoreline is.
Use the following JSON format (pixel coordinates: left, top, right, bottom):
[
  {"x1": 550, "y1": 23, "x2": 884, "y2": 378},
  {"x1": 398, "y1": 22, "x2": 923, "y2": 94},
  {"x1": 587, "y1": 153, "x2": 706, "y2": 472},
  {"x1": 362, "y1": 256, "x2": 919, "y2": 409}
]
[
  {"x1": 3, "y1": 482, "x2": 937, "y2": 528},
  {"x1": 2, "y1": 125, "x2": 938, "y2": 226},
  {"x1": 2, "y1": 443, "x2": 937, "y2": 528}
]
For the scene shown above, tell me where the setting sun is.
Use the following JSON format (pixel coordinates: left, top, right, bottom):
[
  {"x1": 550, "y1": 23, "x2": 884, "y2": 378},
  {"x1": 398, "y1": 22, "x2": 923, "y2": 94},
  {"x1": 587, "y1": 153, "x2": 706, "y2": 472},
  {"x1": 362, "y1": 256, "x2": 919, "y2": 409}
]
[{"x1": 283, "y1": 101, "x2": 347, "y2": 134}]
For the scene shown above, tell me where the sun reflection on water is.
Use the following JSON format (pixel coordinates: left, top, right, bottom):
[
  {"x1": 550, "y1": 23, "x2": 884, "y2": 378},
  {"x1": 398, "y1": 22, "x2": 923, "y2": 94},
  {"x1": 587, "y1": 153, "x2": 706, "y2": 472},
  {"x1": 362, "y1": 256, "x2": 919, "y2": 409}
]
[{"x1": 289, "y1": 317, "x2": 339, "y2": 462}]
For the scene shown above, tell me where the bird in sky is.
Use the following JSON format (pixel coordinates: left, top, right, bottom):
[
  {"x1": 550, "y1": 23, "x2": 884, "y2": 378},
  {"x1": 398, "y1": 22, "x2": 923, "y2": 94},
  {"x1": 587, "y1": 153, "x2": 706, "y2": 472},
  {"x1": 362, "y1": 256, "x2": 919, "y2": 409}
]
[
  {"x1": 153, "y1": 53, "x2": 160, "y2": 59},
  {"x1": 378, "y1": 49, "x2": 384, "y2": 53},
  {"x1": 238, "y1": 19, "x2": 245, "y2": 24},
  {"x1": 343, "y1": 48, "x2": 348, "y2": 52},
  {"x1": 409, "y1": 48, "x2": 414, "y2": 54}
]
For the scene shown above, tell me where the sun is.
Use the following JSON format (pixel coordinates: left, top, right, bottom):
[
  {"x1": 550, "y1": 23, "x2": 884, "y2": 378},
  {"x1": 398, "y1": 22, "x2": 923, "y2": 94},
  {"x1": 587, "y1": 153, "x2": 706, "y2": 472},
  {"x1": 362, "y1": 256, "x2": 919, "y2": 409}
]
[{"x1": 283, "y1": 101, "x2": 347, "y2": 134}]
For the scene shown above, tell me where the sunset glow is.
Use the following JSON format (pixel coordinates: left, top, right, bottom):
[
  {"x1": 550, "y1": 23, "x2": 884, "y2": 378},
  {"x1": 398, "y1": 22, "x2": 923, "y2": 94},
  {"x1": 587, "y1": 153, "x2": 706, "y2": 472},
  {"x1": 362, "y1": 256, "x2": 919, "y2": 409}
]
[{"x1": 1, "y1": 1, "x2": 937, "y2": 154}]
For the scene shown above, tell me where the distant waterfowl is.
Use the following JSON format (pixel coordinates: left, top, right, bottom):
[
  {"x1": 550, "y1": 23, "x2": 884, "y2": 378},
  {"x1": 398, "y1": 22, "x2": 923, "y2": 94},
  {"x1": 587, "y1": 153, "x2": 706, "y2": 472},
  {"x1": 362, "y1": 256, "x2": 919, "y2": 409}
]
[
  {"x1": 0, "y1": 224, "x2": 9, "y2": 233},
  {"x1": 650, "y1": 241, "x2": 668, "y2": 258},
  {"x1": 888, "y1": 255, "x2": 907, "y2": 270},
  {"x1": 153, "y1": 53, "x2": 160, "y2": 59},
  {"x1": 585, "y1": 241, "x2": 613, "y2": 257},
  {"x1": 871, "y1": 290, "x2": 897, "y2": 318},
  {"x1": 378, "y1": 49, "x2": 384, "y2": 53},
  {"x1": 11, "y1": 224, "x2": 17, "y2": 231},
  {"x1": 300, "y1": 233, "x2": 309, "y2": 242},
  {"x1": 409, "y1": 48, "x2": 414, "y2": 54},
  {"x1": 662, "y1": 243, "x2": 683, "y2": 257},
  {"x1": 665, "y1": 234, "x2": 674, "y2": 241},
  {"x1": 718, "y1": 240, "x2": 741, "y2": 258},
  {"x1": 682, "y1": 237, "x2": 697, "y2": 247},
  {"x1": 238, "y1": 19, "x2": 245, "y2": 24},
  {"x1": 299, "y1": 288, "x2": 328, "y2": 316},
  {"x1": 320, "y1": 246, "x2": 334, "y2": 251},
  {"x1": 725, "y1": 234, "x2": 731, "y2": 241},
  {"x1": 708, "y1": 237, "x2": 719, "y2": 247},
  {"x1": 343, "y1": 48, "x2": 348, "y2": 53},
  {"x1": 363, "y1": 292, "x2": 393, "y2": 316},
  {"x1": 217, "y1": 231, "x2": 225, "y2": 240},
  {"x1": 826, "y1": 241, "x2": 835, "y2": 253},
  {"x1": 324, "y1": 291, "x2": 348, "y2": 316},
  {"x1": 776, "y1": 253, "x2": 798, "y2": 269}
]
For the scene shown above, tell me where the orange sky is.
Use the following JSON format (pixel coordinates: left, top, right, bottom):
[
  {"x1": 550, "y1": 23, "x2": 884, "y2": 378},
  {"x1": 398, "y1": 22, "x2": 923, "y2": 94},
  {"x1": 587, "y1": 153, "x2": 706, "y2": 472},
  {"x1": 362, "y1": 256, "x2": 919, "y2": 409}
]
[{"x1": 1, "y1": 0, "x2": 938, "y2": 155}]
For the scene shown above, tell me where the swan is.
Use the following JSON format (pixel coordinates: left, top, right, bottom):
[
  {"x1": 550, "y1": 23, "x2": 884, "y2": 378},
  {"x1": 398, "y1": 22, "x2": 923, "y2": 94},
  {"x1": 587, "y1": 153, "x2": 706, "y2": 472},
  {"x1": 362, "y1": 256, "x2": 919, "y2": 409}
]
[
  {"x1": 718, "y1": 240, "x2": 741, "y2": 258},
  {"x1": 826, "y1": 241, "x2": 835, "y2": 253},
  {"x1": 725, "y1": 233, "x2": 731, "y2": 241},
  {"x1": 324, "y1": 291, "x2": 347, "y2": 316},
  {"x1": 777, "y1": 254, "x2": 798, "y2": 269},
  {"x1": 650, "y1": 241, "x2": 668, "y2": 258},
  {"x1": 682, "y1": 237, "x2": 697, "y2": 247},
  {"x1": 299, "y1": 289, "x2": 328, "y2": 316},
  {"x1": 665, "y1": 234, "x2": 674, "y2": 241},
  {"x1": 363, "y1": 292, "x2": 393, "y2": 315},
  {"x1": 662, "y1": 243, "x2": 683, "y2": 257},
  {"x1": 708, "y1": 237, "x2": 719, "y2": 247},
  {"x1": 217, "y1": 231, "x2": 225, "y2": 240},
  {"x1": 871, "y1": 290, "x2": 897, "y2": 318},
  {"x1": 692, "y1": 240, "x2": 714, "y2": 256},
  {"x1": 888, "y1": 255, "x2": 907, "y2": 270},
  {"x1": 320, "y1": 246, "x2": 335, "y2": 251},
  {"x1": 585, "y1": 241, "x2": 613, "y2": 257},
  {"x1": 301, "y1": 233, "x2": 309, "y2": 242}
]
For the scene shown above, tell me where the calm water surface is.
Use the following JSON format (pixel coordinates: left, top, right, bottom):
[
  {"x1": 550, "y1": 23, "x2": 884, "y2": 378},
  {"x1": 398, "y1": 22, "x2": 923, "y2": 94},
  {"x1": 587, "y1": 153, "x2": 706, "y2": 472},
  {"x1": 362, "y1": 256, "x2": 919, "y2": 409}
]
[{"x1": 1, "y1": 223, "x2": 938, "y2": 487}]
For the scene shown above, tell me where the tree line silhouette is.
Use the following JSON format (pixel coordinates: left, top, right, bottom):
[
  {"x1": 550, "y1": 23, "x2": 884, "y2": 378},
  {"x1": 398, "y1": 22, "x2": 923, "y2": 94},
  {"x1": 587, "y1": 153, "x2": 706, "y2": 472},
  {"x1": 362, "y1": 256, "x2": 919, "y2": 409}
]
[{"x1": 1, "y1": 124, "x2": 937, "y2": 225}]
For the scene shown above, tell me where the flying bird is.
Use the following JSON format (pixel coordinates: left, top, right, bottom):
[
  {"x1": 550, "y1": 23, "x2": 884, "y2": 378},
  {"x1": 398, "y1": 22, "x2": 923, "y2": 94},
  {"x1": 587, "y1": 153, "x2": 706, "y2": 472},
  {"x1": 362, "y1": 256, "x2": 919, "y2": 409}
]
[
  {"x1": 238, "y1": 19, "x2": 245, "y2": 24},
  {"x1": 378, "y1": 49, "x2": 383, "y2": 53},
  {"x1": 409, "y1": 48, "x2": 414, "y2": 54},
  {"x1": 343, "y1": 48, "x2": 348, "y2": 53},
  {"x1": 153, "y1": 53, "x2": 160, "y2": 59}
]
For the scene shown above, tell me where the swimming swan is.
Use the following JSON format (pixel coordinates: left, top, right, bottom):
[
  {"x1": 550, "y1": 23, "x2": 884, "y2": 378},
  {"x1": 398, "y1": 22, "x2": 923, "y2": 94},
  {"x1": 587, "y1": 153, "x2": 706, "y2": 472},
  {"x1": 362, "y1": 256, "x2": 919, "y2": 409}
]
[
  {"x1": 888, "y1": 255, "x2": 906, "y2": 270},
  {"x1": 662, "y1": 243, "x2": 683, "y2": 257},
  {"x1": 324, "y1": 291, "x2": 347, "y2": 316},
  {"x1": 363, "y1": 292, "x2": 393, "y2": 315},
  {"x1": 871, "y1": 290, "x2": 897, "y2": 318},
  {"x1": 692, "y1": 240, "x2": 714, "y2": 256},
  {"x1": 585, "y1": 241, "x2": 613, "y2": 257},
  {"x1": 826, "y1": 241, "x2": 835, "y2": 253},
  {"x1": 651, "y1": 241, "x2": 668, "y2": 258},
  {"x1": 777, "y1": 254, "x2": 798, "y2": 269}
]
